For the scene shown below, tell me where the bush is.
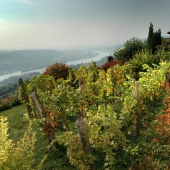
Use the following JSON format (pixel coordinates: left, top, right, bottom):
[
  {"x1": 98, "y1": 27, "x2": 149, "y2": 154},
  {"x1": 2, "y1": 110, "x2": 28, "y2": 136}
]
[
  {"x1": 130, "y1": 50, "x2": 160, "y2": 80},
  {"x1": 114, "y1": 37, "x2": 145, "y2": 61},
  {"x1": 0, "y1": 116, "x2": 47, "y2": 170},
  {"x1": 0, "y1": 95, "x2": 21, "y2": 111},
  {"x1": 101, "y1": 60, "x2": 118, "y2": 71},
  {"x1": 43, "y1": 62, "x2": 70, "y2": 80}
]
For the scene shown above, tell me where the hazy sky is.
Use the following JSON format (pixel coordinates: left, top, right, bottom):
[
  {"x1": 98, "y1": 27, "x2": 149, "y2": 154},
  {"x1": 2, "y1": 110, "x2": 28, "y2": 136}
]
[{"x1": 0, "y1": 0, "x2": 170, "y2": 50}]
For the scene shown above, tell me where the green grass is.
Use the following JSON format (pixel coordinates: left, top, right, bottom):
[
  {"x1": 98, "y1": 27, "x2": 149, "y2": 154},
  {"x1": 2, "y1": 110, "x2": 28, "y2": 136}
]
[
  {"x1": 0, "y1": 104, "x2": 28, "y2": 141},
  {"x1": 0, "y1": 105, "x2": 76, "y2": 170}
]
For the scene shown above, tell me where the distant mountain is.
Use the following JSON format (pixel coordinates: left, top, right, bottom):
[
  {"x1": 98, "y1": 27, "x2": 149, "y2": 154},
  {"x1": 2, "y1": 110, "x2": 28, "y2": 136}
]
[
  {"x1": 0, "y1": 49, "x2": 102, "y2": 75},
  {"x1": 0, "y1": 44, "x2": 124, "y2": 76},
  {"x1": 0, "y1": 50, "x2": 66, "y2": 75}
]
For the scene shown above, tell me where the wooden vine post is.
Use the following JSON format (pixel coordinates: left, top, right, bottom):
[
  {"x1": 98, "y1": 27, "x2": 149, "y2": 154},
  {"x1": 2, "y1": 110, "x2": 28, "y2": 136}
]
[
  {"x1": 76, "y1": 117, "x2": 96, "y2": 170},
  {"x1": 31, "y1": 91, "x2": 58, "y2": 148},
  {"x1": 68, "y1": 68, "x2": 74, "y2": 86},
  {"x1": 18, "y1": 78, "x2": 33, "y2": 119},
  {"x1": 92, "y1": 62, "x2": 97, "y2": 82},
  {"x1": 79, "y1": 77, "x2": 85, "y2": 117},
  {"x1": 111, "y1": 68, "x2": 115, "y2": 100},
  {"x1": 31, "y1": 91, "x2": 43, "y2": 119},
  {"x1": 135, "y1": 81, "x2": 140, "y2": 137},
  {"x1": 111, "y1": 68, "x2": 114, "y2": 84}
]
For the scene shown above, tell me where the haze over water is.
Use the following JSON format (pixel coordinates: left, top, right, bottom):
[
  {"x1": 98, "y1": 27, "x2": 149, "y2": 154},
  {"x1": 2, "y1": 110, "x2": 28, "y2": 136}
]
[{"x1": 0, "y1": 51, "x2": 110, "y2": 82}]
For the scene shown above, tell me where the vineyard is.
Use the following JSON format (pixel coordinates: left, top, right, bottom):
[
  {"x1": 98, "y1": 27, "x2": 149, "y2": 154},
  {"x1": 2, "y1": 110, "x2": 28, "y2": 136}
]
[
  {"x1": 1, "y1": 29, "x2": 170, "y2": 169},
  {"x1": 15, "y1": 46, "x2": 170, "y2": 169}
]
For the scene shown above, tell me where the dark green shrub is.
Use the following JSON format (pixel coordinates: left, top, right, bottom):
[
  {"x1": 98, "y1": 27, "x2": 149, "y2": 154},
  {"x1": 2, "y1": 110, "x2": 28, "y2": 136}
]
[{"x1": 114, "y1": 37, "x2": 145, "y2": 62}]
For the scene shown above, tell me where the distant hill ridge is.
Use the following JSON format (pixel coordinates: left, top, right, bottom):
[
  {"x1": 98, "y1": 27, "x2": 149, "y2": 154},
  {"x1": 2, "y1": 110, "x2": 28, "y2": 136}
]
[{"x1": 0, "y1": 44, "x2": 124, "y2": 76}]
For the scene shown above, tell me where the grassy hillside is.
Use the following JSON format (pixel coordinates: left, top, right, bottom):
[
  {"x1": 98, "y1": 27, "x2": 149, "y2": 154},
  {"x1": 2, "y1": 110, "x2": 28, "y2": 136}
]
[{"x1": 0, "y1": 104, "x2": 76, "y2": 170}]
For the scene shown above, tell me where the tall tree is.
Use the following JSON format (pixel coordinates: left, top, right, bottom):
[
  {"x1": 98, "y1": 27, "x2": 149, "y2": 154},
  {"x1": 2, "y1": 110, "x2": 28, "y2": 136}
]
[
  {"x1": 155, "y1": 29, "x2": 162, "y2": 46},
  {"x1": 147, "y1": 23, "x2": 154, "y2": 53},
  {"x1": 147, "y1": 23, "x2": 162, "y2": 54}
]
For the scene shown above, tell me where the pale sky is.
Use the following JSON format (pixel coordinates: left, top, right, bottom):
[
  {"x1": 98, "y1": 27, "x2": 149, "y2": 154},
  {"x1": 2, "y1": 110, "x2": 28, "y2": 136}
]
[{"x1": 0, "y1": 0, "x2": 170, "y2": 50}]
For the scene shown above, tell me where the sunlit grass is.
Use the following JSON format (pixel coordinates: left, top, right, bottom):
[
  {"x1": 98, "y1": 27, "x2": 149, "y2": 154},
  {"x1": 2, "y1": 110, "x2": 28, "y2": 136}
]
[{"x1": 0, "y1": 104, "x2": 76, "y2": 170}]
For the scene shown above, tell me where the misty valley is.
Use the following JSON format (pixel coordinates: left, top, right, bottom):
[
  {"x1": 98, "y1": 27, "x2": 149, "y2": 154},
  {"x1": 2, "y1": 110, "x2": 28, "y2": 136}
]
[{"x1": 0, "y1": 49, "x2": 98, "y2": 75}]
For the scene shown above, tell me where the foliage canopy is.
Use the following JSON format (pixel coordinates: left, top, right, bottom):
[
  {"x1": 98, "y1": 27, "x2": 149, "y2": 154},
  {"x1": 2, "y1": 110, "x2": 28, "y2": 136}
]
[{"x1": 114, "y1": 37, "x2": 145, "y2": 61}]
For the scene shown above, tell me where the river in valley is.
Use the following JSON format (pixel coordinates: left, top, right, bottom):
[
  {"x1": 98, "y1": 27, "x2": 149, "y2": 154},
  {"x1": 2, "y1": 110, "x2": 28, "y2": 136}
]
[
  {"x1": 66, "y1": 51, "x2": 110, "y2": 65},
  {"x1": 0, "y1": 51, "x2": 110, "y2": 82}
]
